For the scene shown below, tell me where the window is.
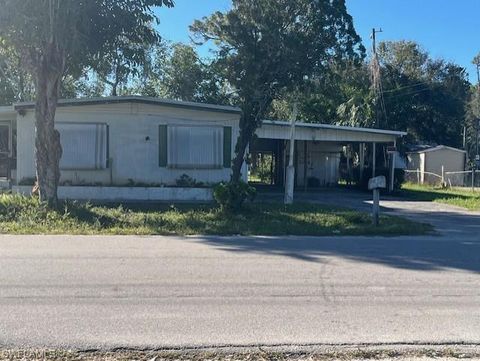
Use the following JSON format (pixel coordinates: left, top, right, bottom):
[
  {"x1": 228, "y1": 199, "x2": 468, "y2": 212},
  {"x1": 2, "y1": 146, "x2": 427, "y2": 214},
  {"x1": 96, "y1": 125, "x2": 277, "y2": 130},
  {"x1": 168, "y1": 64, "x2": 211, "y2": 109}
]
[
  {"x1": 57, "y1": 123, "x2": 108, "y2": 170},
  {"x1": 166, "y1": 126, "x2": 224, "y2": 169},
  {"x1": 0, "y1": 124, "x2": 9, "y2": 154},
  {"x1": 0, "y1": 124, "x2": 10, "y2": 178}
]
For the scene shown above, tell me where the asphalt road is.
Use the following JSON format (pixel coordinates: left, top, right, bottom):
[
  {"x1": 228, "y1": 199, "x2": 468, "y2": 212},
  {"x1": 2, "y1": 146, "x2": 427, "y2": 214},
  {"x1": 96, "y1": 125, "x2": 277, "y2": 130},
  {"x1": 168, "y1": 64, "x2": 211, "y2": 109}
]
[{"x1": 1, "y1": 211, "x2": 480, "y2": 350}]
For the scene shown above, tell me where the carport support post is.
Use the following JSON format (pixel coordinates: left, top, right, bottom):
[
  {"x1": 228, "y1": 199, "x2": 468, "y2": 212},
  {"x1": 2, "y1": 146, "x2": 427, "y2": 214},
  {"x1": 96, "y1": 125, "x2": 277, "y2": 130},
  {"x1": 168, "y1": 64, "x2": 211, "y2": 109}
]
[
  {"x1": 473, "y1": 169, "x2": 475, "y2": 192},
  {"x1": 284, "y1": 103, "x2": 298, "y2": 205},
  {"x1": 359, "y1": 143, "x2": 365, "y2": 181},
  {"x1": 372, "y1": 142, "x2": 377, "y2": 178},
  {"x1": 390, "y1": 141, "x2": 396, "y2": 192},
  {"x1": 303, "y1": 141, "x2": 308, "y2": 192}
]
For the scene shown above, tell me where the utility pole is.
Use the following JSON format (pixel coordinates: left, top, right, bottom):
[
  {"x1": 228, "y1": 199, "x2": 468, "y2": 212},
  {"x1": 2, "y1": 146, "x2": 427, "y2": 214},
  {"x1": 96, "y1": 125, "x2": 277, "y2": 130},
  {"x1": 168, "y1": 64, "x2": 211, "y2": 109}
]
[
  {"x1": 476, "y1": 61, "x2": 480, "y2": 97},
  {"x1": 371, "y1": 28, "x2": 383, "y2": 55},
  {"x1": 370, "y1": 28, "x2": 385, "y2": 128},
  {"x1": 472, "y1": 54, "x2": 480, "y2": 166},
  {"x1": 284, "y1": 102, "x2": 298, "y2": 205}
]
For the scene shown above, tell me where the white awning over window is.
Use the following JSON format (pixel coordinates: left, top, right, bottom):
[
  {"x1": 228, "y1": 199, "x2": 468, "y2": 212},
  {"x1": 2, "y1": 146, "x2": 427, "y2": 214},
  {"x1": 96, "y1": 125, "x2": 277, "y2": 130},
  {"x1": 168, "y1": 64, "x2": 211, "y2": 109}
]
[
  {"x1": 168, "y1": 126, "x2": 223, "y2": 169},
  {"x1": 57, "y1": 123, "x2": 108, "y2": 170}
]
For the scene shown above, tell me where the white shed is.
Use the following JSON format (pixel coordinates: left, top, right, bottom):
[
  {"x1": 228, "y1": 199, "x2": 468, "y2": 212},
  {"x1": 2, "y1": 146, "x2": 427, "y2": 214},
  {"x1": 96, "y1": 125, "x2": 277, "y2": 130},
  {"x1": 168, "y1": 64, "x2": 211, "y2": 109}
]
[{"x1": 406, "y1": 145, "x2": 466, "y2": 185}]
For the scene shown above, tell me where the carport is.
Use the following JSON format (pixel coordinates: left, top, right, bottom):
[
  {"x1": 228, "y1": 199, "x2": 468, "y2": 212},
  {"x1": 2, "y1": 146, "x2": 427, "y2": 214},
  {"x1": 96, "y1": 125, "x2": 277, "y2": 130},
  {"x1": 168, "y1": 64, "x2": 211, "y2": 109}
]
[{"x1": 250, "y1": 120, "x2": 406, "y2": 190}]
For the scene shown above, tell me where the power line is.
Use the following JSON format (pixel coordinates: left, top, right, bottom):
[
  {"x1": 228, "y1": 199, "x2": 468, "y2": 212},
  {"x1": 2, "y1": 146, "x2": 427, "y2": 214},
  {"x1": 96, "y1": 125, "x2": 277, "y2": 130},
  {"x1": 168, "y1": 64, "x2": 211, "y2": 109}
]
[
  {"x1": 382, "y1": 81, "x2": 431, "y2": 93},
  {"x1": 383, "y1": 86, "x2": 431, "y2": 99}
]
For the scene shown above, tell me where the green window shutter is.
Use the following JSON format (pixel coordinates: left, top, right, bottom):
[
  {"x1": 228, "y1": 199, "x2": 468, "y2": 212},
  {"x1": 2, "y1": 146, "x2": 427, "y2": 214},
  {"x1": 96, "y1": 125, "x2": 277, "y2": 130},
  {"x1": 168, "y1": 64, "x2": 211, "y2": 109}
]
[
  {"x1": 223, "y1": 126, "x2": 232, "y2": 168},
  {"x1": 106, "y1": 125, "x2": 110, "y2": 168},
  {"x1": 159, "y1": 125, "x2": 168, "y2": 167}
]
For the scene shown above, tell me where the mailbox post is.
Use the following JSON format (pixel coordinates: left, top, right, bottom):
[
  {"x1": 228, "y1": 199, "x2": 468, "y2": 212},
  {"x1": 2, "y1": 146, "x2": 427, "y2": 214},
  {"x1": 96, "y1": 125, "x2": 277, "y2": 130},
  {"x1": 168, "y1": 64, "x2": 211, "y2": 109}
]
[{"x1": 368, "y1": 176, "x2": 386, "y2": 226}]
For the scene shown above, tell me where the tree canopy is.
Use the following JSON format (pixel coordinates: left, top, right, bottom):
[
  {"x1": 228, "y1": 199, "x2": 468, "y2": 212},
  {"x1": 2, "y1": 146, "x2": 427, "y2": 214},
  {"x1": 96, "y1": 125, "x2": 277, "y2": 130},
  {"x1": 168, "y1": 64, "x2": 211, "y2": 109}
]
[
  {"x1": 0, "y1": 0, "x2": 174, "y2": 204},
  {"x1": 191, "y1": 0, "x2": 364, "y2": 181},
  {"x1": 270, "y1": 40, "x2": 471, "y2": 150}
]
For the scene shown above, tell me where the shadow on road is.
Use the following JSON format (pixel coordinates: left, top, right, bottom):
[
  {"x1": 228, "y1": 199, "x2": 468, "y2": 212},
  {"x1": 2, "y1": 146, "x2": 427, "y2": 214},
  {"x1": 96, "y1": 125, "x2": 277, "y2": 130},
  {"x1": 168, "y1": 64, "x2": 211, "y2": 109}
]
[
  {"x1": 187, "y1": 189, "x2": 480, "y2": 273},
  {"x1": 196, "y1": 233, "x2": 480, "y2": 273}
]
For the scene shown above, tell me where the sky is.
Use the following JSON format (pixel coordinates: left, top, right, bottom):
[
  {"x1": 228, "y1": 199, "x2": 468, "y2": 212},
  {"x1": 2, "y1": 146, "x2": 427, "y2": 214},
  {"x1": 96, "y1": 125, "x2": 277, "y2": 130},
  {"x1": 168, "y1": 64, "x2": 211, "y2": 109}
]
[{"x1": 156, "y1": 0, "x2": 480, "y2": 83}]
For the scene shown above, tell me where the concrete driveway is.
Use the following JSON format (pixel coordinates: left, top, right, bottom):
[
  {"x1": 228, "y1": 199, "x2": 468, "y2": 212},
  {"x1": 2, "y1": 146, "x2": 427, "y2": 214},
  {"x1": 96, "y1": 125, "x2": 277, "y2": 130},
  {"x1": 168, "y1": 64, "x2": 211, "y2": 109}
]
[
  {"x1": 1, "y1": 191, "x2": 480, "y2": 350},
  {"x1": 260, "y1": 189, "x2": 480, "y2": 236}
]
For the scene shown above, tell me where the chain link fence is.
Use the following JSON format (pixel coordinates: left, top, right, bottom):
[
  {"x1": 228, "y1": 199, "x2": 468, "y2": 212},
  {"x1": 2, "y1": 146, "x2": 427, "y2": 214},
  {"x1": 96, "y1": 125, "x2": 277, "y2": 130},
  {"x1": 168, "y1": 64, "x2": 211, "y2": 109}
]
[{"x1": 404, "y1": 169, "x2": 480, "y2": 189}]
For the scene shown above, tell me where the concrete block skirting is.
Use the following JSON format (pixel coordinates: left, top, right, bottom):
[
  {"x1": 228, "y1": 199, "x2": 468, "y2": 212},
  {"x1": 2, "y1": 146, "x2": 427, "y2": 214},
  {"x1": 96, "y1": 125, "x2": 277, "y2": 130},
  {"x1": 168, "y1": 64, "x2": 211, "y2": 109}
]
[{"x1": 12, "y1": 186, "x2": 213, "y2": 202}]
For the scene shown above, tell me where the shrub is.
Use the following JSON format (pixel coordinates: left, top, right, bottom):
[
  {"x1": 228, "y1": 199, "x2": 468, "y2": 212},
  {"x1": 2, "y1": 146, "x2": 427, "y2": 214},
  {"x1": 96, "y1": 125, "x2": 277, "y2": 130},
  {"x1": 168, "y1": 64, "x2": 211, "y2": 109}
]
[
  {"x1": 175, "y1": 174, "x2": 204, "y2": 188},
  {"x1": 213, "y1": 180, "x2": 256, "y2": 212}
]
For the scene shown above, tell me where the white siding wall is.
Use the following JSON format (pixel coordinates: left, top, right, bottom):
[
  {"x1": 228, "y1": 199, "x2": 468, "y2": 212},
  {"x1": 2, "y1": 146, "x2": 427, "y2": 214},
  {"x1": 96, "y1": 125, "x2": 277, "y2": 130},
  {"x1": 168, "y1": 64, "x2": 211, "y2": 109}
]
[
  {"x1": 425, "y1": 149, "x2": 465, "y2": 175},
  {"x1": 296, "y1": 141, "x2": 342, "y2": 187},
  {"x1": 407, "y1": 149, "x2": 466, "y2": 185},
  {"x1": 16, "y1": 102, "x2": 242, "y2": 186}
]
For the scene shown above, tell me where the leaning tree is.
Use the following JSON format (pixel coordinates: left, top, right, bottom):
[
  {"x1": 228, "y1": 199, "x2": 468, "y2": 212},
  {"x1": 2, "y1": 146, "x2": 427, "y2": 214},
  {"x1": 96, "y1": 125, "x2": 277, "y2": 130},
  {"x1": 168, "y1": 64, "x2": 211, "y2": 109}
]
[
  {"x1": 0, "y1": 0, "x2": 174, "y2": 205},
  {"x1": 191, "y1": 0, "x2": 364, "y2": 182}
]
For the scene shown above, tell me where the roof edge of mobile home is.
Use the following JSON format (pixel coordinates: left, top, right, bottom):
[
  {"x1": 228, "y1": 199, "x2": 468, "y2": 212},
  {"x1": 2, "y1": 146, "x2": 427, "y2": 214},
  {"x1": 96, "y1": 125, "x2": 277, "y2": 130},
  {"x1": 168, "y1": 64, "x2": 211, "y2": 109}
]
[
  {"x1": 261, "y1": 119, "x2": 407, "y2": 137},
  {"x1": 406, "y1": 145, "x2": 467, "y2": 154},
  {"x1": 13, "y1": 96, "x2": 242, "y2": 114}
]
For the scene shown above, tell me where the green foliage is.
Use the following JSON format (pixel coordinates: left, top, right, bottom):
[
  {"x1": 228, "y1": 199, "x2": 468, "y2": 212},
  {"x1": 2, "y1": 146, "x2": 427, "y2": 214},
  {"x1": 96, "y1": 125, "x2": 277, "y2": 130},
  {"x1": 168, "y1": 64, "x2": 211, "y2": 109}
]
[
  {"x1": 465, "y1": 89, "x2": 480, "y2": 161},
  {"x1": 0, "y1": 193, "x2": 42, "y2": 220},
  {"x1": 249, "y1": 153, "x2": 274, "y2": 184},
  {"x1": 0, "y1": 0, "x2": 174, "y2": 73},
  {"x1": 271, "y1": 40, "x2": 471, "y2": 151},
  {"x1": 92, "y1": 37, "x2": 155, "y2": 97},
  {"x1": 465, "y1": 52, "x2": 480, "y2": 161},
  {"x1": 133, "y1": 42, "x2": 231, "y2": 105},
  {"x1": 213, "y1": 181, "x2": 256, "y2": 212},
  {"x1": 175, "y1": 174, "x2": 204, "y2": 188},
  {"x1": 378, "y1": 41, "x2": 470, "y2": 147},
  {"x1": 160, "y1": 43, "x2": 205, "y2": 101},
  {"x1": 0, "y1": 41, "x2": 34, "y2": 104},
  {"x1": 0, "y1": 194, "x2": 430, "y2": 236},
  {"x1": 270, "y1": 62, "x2": 374, "y2": 127},
  {"x1": 0, "y1": 1, "x2": 176, "y2": 102}
]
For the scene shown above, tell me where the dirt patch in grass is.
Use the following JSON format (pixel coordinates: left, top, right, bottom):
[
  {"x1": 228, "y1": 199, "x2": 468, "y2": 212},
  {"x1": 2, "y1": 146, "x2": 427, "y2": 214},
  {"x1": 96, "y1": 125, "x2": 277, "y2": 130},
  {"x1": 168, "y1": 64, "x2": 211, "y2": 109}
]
[{"x1": 0, "y1": 193, "x2": 431, "y2": 236}]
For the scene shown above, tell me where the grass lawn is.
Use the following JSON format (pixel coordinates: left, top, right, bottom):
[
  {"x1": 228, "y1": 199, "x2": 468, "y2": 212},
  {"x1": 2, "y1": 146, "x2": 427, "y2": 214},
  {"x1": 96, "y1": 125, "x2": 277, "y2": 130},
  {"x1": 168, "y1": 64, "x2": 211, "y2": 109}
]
[
  {"x1": 0, "y1": 193, "x2": 431, "y2": 236},
  {"x1": 400, "y1": 183, "x2": 480, "y2": 211}
]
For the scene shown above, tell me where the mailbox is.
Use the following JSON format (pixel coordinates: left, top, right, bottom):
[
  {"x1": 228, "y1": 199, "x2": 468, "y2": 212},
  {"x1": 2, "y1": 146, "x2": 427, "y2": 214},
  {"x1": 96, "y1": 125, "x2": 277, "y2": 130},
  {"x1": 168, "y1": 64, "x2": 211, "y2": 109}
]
[
  {"x1": 368, "y1": 176, "x2": 386, "y2": 226},
  {"x1": 368, "y1": 176, "x2": 386, "y2": 191}
]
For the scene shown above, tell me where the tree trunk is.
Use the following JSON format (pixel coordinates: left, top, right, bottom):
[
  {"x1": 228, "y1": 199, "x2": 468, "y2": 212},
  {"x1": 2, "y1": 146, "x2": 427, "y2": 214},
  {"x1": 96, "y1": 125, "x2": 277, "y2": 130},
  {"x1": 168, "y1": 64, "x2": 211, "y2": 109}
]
[
  {"x1": 34, "y1": 44, "x2": 64, "y2": 206},
  {"x1": 111, "y1": 79, "x2": 118, "y2": 96},
  {"x1": 231, "y1": 113, "x2": 259, "y2": 183},
  {"x1": 231, "y1": 96, "x2": 274, "y2": 183},
  {"x1": 231, "y1": 130, "x2": 250, "y2": 182}
]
